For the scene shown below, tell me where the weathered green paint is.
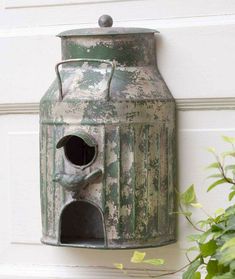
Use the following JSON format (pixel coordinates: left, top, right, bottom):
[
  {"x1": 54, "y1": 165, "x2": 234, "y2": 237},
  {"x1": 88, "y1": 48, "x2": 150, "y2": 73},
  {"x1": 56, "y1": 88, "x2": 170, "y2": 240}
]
[
  {"x1": 62, "y1": 37, "x2": 148, "y2": 67},
  {"x1": 40, "y1": 18, "x2": 176, "y2": 249}
]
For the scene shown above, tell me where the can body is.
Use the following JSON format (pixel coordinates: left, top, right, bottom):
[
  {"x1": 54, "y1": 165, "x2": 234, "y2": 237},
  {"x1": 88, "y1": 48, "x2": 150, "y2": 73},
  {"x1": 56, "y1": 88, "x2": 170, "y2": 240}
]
[{"x1": 40, "y1": 32, "x2": 176, "y2": 248}]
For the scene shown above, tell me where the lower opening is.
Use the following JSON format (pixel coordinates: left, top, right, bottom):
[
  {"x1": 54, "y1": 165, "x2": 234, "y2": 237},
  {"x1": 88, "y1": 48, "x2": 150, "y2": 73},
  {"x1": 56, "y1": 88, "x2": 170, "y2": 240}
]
[{"x1": 60, "y1": 201, "x2": 105, "y2": 247}]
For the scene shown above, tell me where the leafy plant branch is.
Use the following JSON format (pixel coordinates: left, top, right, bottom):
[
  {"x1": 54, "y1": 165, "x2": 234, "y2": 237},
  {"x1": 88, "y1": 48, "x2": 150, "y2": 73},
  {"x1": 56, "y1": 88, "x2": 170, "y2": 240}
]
[{"x1": 115, "y1": 251, "x2": 200, "y2": 278}]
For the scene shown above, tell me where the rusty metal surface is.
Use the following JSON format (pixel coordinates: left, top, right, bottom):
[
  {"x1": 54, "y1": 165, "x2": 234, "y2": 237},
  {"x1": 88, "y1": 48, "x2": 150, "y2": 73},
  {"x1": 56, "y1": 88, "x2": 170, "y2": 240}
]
[
  {"x1": 57, "y1": 28, "x2": 158, "y2": 38},
  {"x1": 40, "y1": 20, "x2": 176, "y2": 249}
]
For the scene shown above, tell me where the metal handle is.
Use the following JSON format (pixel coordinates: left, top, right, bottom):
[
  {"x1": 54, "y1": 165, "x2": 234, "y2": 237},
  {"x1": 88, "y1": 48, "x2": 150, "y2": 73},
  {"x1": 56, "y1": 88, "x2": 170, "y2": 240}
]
[{"x1": 55, "y1": 58, "x2": 116, "y2": 101}]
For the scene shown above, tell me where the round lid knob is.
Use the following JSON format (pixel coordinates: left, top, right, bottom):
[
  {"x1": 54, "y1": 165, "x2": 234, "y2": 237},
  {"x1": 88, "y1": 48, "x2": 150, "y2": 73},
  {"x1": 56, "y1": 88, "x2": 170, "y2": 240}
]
[{"x1": 98, "y1": 15, "x2": 113, "y2": 28}]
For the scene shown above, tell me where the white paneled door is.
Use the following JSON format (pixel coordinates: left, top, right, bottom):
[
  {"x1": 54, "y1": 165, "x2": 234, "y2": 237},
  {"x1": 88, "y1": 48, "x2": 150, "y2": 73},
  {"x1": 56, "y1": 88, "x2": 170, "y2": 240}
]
[{"x1": 0, "y1": 0, "x2": 235, "y2": 278}]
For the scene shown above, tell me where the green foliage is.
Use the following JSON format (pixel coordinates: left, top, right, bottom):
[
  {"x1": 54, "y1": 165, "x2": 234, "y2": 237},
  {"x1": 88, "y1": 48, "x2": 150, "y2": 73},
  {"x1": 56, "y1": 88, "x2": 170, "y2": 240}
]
[
  {"x1": 213, "y1": 273, "x2": 235, "y2": 279},
  {"x1": 207, "y1": 179, "x2": 227, "y2": 192},
  {"x1": 114, "y1": 263, "x2": 124, "y2": 270},
  {"x1": 206, "y1": 162, "x2": 221, "y2": 170},
  {"x1": 222, "y1": 136, "x2": 235, "y2": 145},
  {"x1": 129, "y1": 250, "x2": 165, "y2": 267},
  {"x1": 182, "y1": 136, "x2": 235, "y2": 279},
  {"x1": 200, "y1": 240, "x2": 218, "y2": 257},
  {"x1": 130, "y1": 251, "x2": 146, "y2": 263},
  {"x1": 181, "y1": 184, "x2": 197, "y2": 205},
  {"x1": 228, "y1": 191, "x2": 235, "y2": 201},
  {"x1": 183, "y1": 259, "x2": 202, "y2": 279}
]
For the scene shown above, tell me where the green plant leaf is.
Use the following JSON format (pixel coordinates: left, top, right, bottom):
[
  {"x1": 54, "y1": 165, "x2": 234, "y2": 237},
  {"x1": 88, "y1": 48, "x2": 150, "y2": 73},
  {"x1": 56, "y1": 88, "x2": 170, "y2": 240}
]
[
  {"x1": 200, "y1": 239, "x2": 217, "y2": 257},
  {"x1": 181, "y1": 184, "x2": 197, "y2": 205},
  {"x1": 207, "y1": 179, "x2": 227, "y2": 192},
  {"x1": 143, "y1": 258, "x2": 164, "y2": 266},
  {"x1": 193, "y1": 272, "x2": 201, "y2": 279},
  {"x1": 114, "y1": 263, "x2": 124, "y2": 270},
  {"x1": 211, "y1": 223, "x2": 226, "y2": 232},
  {"x1": 187, "y1": 234, "x2": 201, "y2": 242},
  {"x1": 206, "y1": 260, "x2": 218, "y2": 278},
  {"x1": 224, "y1": 206, "x2": 235, "y2": 218},
  {"x1": 225, "y1": 165, "x2": 235, "y2": 173},
  {"x1": 222, "y1": 152, "x2": 235, "y2": 158},
  {"x1": 213, "y1": 272, "x2": 235, "y2": 279},
  {"x1": 215, "y1": 208, "x2": 225, "y2": 216},
  {"x1": 229, "y1": 191, "x2": 235, "y2": 201},
  {"x1": 182, "y1": 259, "x2": 201, "y2": 279},
  {"x1": 217, "y1": 245, "x2": 235, "y2": 265},
  {"x1": 223, "y1": 216, "x2": 235, "y2": 233},
  {"x1": 130, "y1": 251, "x2": 146, "y2": 263},
  {"x1": 221, "y1": 237, "x2": 235, "y2": 252},
  {"x1": 213, "y1": 231, "x2": 225, "y2": 239},
  {"x1": 222, "y1": 136, "x2": 235, "y2": 144},
  {"x1": 206, "y1": 162, "x2": 221, "y2": 170},
  {"x1": 199, "y1": 229, "x2": 213, "y2": 244},
  {"x1": 207, "y1": 147, "x2": 216, "y2": 154},
  {"x1": 197, "y1": 219, "x2": 214, "y2": 229},
  {"x1": 229, "y1": 260, "x2": 235, "y2": 271}
]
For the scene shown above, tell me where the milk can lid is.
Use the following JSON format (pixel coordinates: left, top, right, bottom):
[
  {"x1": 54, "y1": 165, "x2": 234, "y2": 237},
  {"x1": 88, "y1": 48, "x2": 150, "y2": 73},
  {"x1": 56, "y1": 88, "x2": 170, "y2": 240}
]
[{"x1": 57, "y1": 15, "x2": 158, "y2": 37}]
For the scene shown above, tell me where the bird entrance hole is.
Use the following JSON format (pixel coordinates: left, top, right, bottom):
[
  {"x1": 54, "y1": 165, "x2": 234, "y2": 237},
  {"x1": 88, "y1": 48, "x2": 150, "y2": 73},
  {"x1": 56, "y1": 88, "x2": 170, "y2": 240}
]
[
  {"x1": 60, "y1": 201, "x2": 105, "y2": 247},
  {"x1": 62, "y1": 135, "x2": 96, "y2": 167}
]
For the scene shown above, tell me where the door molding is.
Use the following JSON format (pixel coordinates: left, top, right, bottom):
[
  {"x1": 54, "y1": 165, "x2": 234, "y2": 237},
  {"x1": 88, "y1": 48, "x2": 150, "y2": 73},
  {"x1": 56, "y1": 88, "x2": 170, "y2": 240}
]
[{"x1": 0, "y1": 98, "x2": 235, "y2": 115}]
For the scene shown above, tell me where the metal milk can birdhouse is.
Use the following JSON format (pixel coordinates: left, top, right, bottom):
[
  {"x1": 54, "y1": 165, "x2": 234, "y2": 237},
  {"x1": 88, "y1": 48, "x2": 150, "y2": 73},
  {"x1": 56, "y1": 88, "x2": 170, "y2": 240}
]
[{"x1": 40, "y1": 15, "x2": 176, "y2": 249}]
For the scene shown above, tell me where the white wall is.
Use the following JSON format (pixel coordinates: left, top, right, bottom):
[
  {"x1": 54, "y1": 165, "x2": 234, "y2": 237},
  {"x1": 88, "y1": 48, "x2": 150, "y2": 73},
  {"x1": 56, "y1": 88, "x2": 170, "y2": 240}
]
[{"x1": 0, "y1": 1, "x2": 235, "y2": 278}]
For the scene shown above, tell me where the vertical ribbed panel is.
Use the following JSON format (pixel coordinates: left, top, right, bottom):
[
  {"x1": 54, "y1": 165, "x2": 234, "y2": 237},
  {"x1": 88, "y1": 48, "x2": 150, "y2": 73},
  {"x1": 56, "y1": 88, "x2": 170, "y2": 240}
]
[
  {"x1": 158, "y1": 125, "x2": 169, "y2": 235},
  {"x1": 105, "y1": 124, "x2": 173, "y2": 242},
  {"x1": 104, "y1": 125, "x2": 121, "y2": 241},
  {"x1": 119, "y1": 125, "x2": 135, "y2": 240},
  {"x1": 167, "y1": 126, "x2": 176, "y2": 236},
  {"x1": 101, "y1": 128, "x2": 107, "y2": 212},
  {"x1": 46, "y1": 126, "x2": 54, "y2": 237},
  {"x1": 52, "y1": 127, "x2": 56, "y2": 235},
  {"x1": 40, "y1": 124, "x2": 48, "y2": 236},
  {"x1": 46, "y1": 125, "x2": 55, "y2": 238},
  {"x1": 54, "y1": 125, "x2": 65, "y2": 241},
  {"x1": 147, "y1": 125, "x2": 160, "y2": 238},
  {"x1": 134, "y1": 124, "x2": 149, "y2": 239}
]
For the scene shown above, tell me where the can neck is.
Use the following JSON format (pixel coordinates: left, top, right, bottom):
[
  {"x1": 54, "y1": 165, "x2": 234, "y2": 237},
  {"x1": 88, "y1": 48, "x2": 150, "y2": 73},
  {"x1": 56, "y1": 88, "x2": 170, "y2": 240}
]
[{"x1": 61, "y1": 34, "x2": 156, "y2": 67}]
